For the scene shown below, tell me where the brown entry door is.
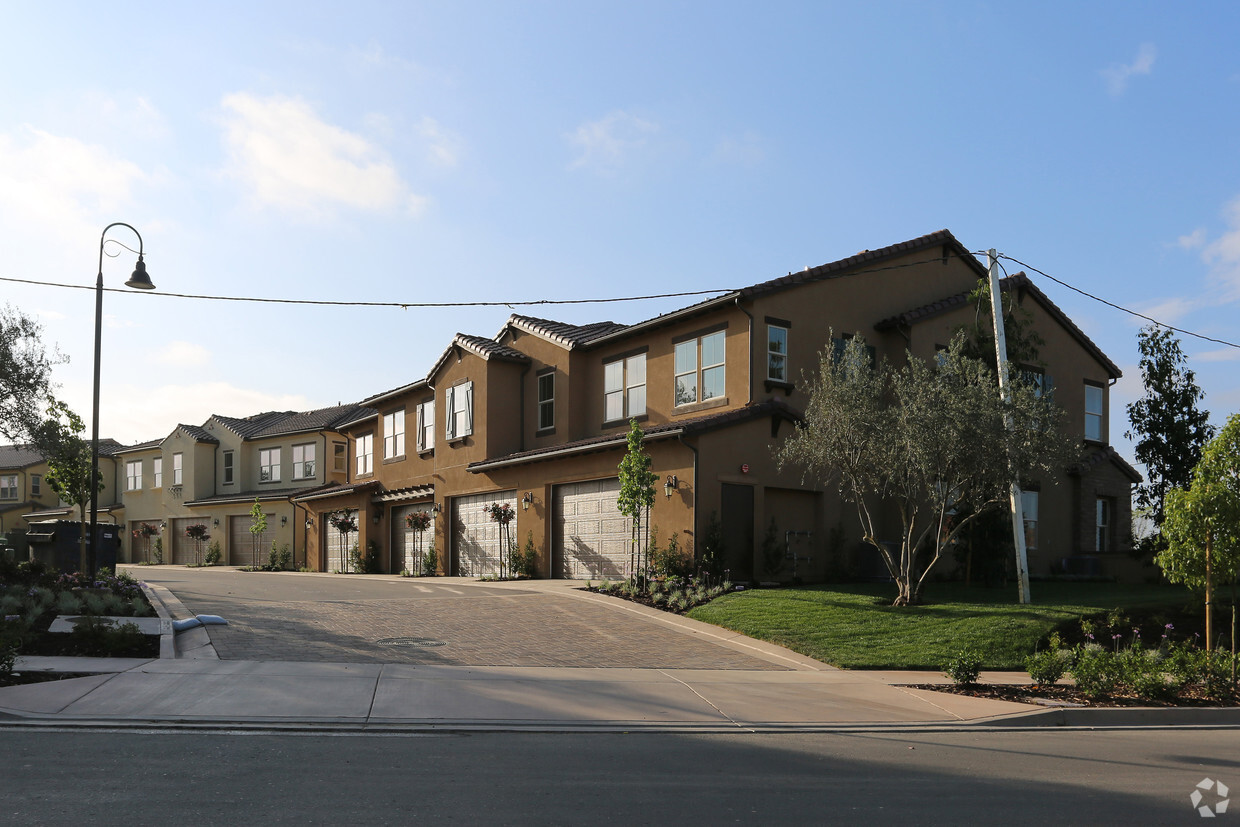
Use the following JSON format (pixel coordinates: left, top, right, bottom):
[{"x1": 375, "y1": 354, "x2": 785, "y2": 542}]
[{"x1": 720, "y1": 483, "x2": 755, "y2": 583}]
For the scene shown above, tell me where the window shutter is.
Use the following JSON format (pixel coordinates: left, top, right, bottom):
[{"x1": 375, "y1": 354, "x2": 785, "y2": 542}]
[
  {"x1": 463, "y1": 382, "x2": 474, "y2": 436},
  {"x1": 444, "y1": 386, "x2": 455, "y2": 440}
]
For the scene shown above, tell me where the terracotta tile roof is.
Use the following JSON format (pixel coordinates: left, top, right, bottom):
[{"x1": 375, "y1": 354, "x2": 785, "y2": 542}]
[
  {"x1": 467, "y1": 399, "x2": 801, "y2": 472},
  {"x1": 170, "y1": 423, "x2": 221, "y2": 444},
  {"x1": 209, "y1": 404, "x2": 375, "y2": 441},
  {"x1": 503, "y1": 315, "x2": 629, "y2": 349},
  {"x1": 1071, "y1": 445, "x2": 1143, "y2": 484},
  {"x1": 453, "y1": 334, "x2": 530, "y2": 363},
  {"x1": 874, "y1": 272, "x2": 1122, "y2": 379},
  {"x1": 114, "y1": 438, "x2": 163, "y2": 455},
  {"x1": 290, "y1": 479, "x2": 385, "y2": 503},
  {"x1": 0, "y1": 444, "x2": 47, "y2": 468}
]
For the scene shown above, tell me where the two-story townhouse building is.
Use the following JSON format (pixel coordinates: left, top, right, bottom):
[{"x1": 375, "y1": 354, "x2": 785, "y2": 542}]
[
  {"x1": 0, "y1": 440, "x2": 126, "y2": 533},
  {"x1": 115, "y1": 405, "x2": 369, "y2": 566},
  {"x1": 295, "y1": 229, "x2": 1140, "y2": 582}
]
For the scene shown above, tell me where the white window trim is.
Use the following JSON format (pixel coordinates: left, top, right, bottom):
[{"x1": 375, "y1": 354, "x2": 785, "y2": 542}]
[
  {"x1": 604, "y1": 353, "x2": 646, "y2": 422},
  {"x1": 126, "y1": 460, "x2": 142, "y2": 491},
  {"x1": 1085, "y1": 383, "x2": 1104, "y2": 442},
  {"x1": 173, "y1": 453, "x2": 183, "y2": 486},
  {"x1": 383, "y1": 409, "x2": 406, "y2": 459},
  {"x1": 356, "y1": 433, "x2": 374, "y2": 476},
  {"x1": 259, "y1": 447, "x2": 282, "y2": 483},
  {"x1": 537, "y1": 372, "x2": 555, "y2": 431},
  {"x1": 292, "y1": 443, "x2": 316, "y2": 480},
  {"x1": 152, "y1": 457, "x2": 162, "y2": 488},
  {"x1": 675, "y1": 332, "x2": 726, "y2": 407},
  {"x1": 0, "y1": 474, "x2": 16, "y2": 500},
  {"x1": 415, "y1": 400, "x2": 435, "y2": 452},
  {"x1": 767, "y1": 325, "x2": 788, "y2": 382},
  {"x1": 222, "y1": 451, "x2": 234, "y2": 485},
  {"x1": 445, "y1": 381, "x2": 474, "y2": 441}
]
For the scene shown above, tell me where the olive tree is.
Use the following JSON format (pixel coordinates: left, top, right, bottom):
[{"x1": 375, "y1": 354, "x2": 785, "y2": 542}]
[
  {"x1": 1, "y1": 304, "x2": 65, "y2": 443},
  {"x1": 35, "y1": 402, "x2": 102, "y2": 572},
  {"x1": 1157, "y1": 413, "x2": 1240, "y2": 650},
  {"x1": 776, "y1": 333, "x2": 1077, "y2": 606}
]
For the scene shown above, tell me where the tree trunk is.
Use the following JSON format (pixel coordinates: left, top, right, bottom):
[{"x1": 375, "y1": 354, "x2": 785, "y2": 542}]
[{"x1": 1205, "y1": 532, "x2": 1213, "y2": 649}]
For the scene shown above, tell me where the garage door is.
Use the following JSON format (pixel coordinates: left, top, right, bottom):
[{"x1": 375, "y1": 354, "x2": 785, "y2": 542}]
[
  {"x1": 325, "y1": 509, "x2": 359, "y2": 572},
  {"x1": 170, "y1": 517, "x2": 210, "y2": 565},
  {"x1": 451, "y1": 490, "x2": 516, "y2": 577},
  {"x1": 230, "y1": 512, "x2": 274, "y2": 567},
  {"x1": 554, "y1": 478, "x2": 630, "y2": 579},
  {"x1": 393, "y1": 503, "x2": 436, "y2": 575}
]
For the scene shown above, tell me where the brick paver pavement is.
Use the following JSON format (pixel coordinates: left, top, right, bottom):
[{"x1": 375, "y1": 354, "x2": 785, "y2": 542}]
[{"x1": 137, "y1": 569, "x2": 787, "y2": 670}]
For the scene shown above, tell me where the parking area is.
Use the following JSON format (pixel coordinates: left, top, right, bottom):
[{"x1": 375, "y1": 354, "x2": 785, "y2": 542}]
[{"x1": 129, "y1": 567, "x2": 790, "y2": 670}]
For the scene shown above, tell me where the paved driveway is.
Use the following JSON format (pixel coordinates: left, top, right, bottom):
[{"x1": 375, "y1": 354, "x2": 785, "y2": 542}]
[{"x1": 129, "y1": 567, "x2": 790, "y2": 670}]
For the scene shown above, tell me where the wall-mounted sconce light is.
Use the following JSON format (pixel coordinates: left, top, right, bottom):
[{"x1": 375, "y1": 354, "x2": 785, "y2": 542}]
[
  {"x1": 372, "y1": 513, "x2": 381, "y2": 525},
  {"x1": 160, "y1": 521, "x2": 167, "y2": 529},
  {"x1": 664, "y1": 474, "x2": 678, "y2": 499},
  {"x1": 521, "y1": 491, "x2": 533, "y2": 511},
  {"x1": 212, "y1": 518, "x2": 219, "y2": 528},
  {"x1": 281, "y1": 515, "x2": 288, "y2": 527},
  {"x1": 305, "y1": 519, "x2": 313, "y2": 530},
  {"x1": 432, "y1": 502, "x2": 442, "y2": 514}
]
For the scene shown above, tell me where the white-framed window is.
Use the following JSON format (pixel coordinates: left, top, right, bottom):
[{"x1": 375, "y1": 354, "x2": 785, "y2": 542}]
[
  {"x1": 767, "y1": 325, "x2": 788, "y2": 382},
  {"x1": 538, "y1": 371, "x2": 555, "y2": 431},
  {"x1": 444, "y1": 381, "x2": 474, "y2": 440},
  {"x1": 675, "y1": 330, "x2": 726, "y2": 406},
  {"x1": 152, "y1": 457, "x2": 162, "y2": 488},
  {"x1": 356, "y1": 433, "x2": 374, "y2": 475},
  {"x1": 383, "y1": 409, "x2": 405, "y2": 459},
  {"x1": 1019, "y1": 367, "x2": 1047, "y2": 398},
  {"x1": 333, "y1": 442, "x2": 346, "y2": 472},
  {"x1": 415, "y1": 400, "x2": 435, "y2": 452},
  {"x1": 222, "y1": 451, "x2": 234, "y2": 485},
  {"x1": 1021, "y1": 490, "x2": 1039, "y2": 550},
  {"x1": 173, "y1": 452, "x2": 183, "y2": 485},
  {"x1": 292, "y1": 443, "x2": 316, "y2": 479},
  {"x1": 31, "y1": 474, "x2": 41, "y2": 496},
  {"x1": 259, "y1": 448, "x2": 281, "y2": 483},
  {"x1": 1096, "y1": 498, "x2": 1111, "y2": 552},
  {"x1": 604, "y1": 353, "x2": 646, "y2": 422},
  {"x1": 0, "y1": 474, "x2": 17, "y2": 500},
  {"x1": 126, "y1": 460, "x2": 142, "y2": 491},
  {"x1": 1085, "y1": 383, "x2": 1104, "y2": 441}
]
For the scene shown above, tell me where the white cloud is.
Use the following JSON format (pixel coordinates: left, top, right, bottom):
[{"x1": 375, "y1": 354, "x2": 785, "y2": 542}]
[
  {"x1": 567, "y1": 111, "x2": 658, "y2": 174},
  {"x1": 219, "y1": 92, "x2": 427, "y2": 218},
  {"x1": 1202, "y1": 195, "x2": 1240, "y2": 299},
  {"x1": 1102, "y1": 43, "x2": 1157, "y2": 96},
  {"x1": 417, "y1": 117, "x2": 461, "y2": 169},
  {"x1": 0, "y1": 125, "x2": 152, "y2": 246},
  {"x1": 1135, "y1": 296, "x2": 1197, "y2": 324},
  {"x1": 1195, "y1": 347, "x2": 1240, "y2": 363},
  {"x1": 150, "y1": 340, "x2": 212, "y2": 367},
  {"x1": 707, "y1": 132, "x2": 766, "y2": 167},
  {"x1": 1176, "y1": 228, "x2": 1207, "y2": 250}
]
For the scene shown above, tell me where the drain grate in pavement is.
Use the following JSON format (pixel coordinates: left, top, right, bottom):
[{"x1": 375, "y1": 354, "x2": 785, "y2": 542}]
[{"x1": 375, "y1": 637, "x2": 447, "y2": 647}]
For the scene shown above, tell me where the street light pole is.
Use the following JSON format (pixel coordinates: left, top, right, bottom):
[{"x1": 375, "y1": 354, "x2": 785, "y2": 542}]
[{"x1": 88, "y1": 223, "x2": 155, "y2": 575}]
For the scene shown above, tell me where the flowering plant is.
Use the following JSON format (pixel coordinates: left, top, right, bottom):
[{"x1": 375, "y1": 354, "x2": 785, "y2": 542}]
[
  {"x1": 485, "y1": 502, "x2": 515, "y2": 525},
  {"x1": 405, "y1": 511, "x2": 432, "y2": 532},
  {"x1": 329, "y1": 511, "x2": 358, "y2": 534},
  {"x1": 184, "y1": 524, "x2": 210, "y2": 542}
]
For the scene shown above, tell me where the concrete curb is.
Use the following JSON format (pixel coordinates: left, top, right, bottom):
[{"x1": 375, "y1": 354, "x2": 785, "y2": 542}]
[{"x1": 138, "y1": 581, "x2": 219, "y2": 660}]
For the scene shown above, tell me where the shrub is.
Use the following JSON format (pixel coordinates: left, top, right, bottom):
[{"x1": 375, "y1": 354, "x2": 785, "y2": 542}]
[
  {"x1": 205, "y1": 540, "x2": 222, "y2": 566},
  {"x1": 152, "y1": 537, "x2": 164, "y2": 564},
  {"x1": 1069, "y1": 645, "x2": 1122, "y2": 698},
  {"x1": 509, "y1": 532, "x2": 538, "y2": 579},
  {"x1": 1025, "y1": 648, "x2": 1068, "y2": 688},
  {"x1": 56, "y1": 591, "x2": 82, "y2": 615},
  {"x1": 652, "y1": 532, "x2": 692, "y2": 579},
  {"x1": 1119, "y1": 647, "x2": 1173, "y2": 701},
  {"x1": 943, "y1": 650, "x2": 983, "y2": 686},
  {"x1": 422, "y1": 546, "x2": 438, "y2": 577}
]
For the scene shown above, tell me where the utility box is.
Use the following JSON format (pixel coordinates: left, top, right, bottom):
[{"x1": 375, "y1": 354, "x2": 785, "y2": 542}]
[{"x1": 26, "y1": 521, "x2": 119, "y2": 573}]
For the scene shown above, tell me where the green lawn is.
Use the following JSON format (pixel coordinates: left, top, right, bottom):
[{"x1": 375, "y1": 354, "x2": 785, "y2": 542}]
[{"x1": 686, "y1": 581, "x2": 1192, "y2": 670}]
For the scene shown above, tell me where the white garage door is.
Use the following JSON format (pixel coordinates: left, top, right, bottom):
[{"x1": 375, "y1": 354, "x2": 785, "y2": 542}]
[
  {"x1": 230, "y1": 513, "x2": 273, "y2": 567},
  {"x1": 393, "y1": 503, "x2": 436, "y2": 574},
  {"x1": 554, "y1": 478, "x2": 631, "y2": 580},
  {"x1": 452, "y1": 490, "x2": 516, "y2": 577},
  {"x1": 325, "y1": 509, "x2": 359, "y2": 572}
]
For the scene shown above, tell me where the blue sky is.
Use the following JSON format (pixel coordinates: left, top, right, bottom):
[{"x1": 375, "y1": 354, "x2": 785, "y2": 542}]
[{"x1": 2, "y1": 2, "x2": 1238, "y2": 472}]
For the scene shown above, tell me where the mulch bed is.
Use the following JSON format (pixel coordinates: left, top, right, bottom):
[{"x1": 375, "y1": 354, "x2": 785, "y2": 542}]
[{"x1": 904, "y1": 682, "x2": 1238, "y2": 708}]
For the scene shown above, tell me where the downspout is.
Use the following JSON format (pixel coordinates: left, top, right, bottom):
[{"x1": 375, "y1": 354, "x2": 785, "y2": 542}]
[
  {"x1": 735, "y1": 298, "x2": 754, "y2": 405},
  {"x1": 519, "y1": 363, "x2": 531, "y2": 449},
  {"x1": 677, "y1": 433, "x2": 700, "y2": 559}
]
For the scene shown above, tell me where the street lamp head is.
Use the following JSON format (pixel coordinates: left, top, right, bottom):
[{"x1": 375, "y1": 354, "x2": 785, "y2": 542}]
[{"x1": 125, "y1": 256, "x2": 155, "y2": 290}]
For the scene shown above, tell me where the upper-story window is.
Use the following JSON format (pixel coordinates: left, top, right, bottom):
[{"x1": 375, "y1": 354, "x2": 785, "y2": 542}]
[
  {"x1": 767, "y1": 325, "x2": 788, "y2": 382},
  {"x1": 1019, "y1": 367, "x2": 1047, "y2": 398},
  {"x1": 445, "y1": 381, "x2": 474, "y2": 440},
  {"x1": 126, "y1": 460, "x2": 142, "y2": 491},
  {"x1": 1096, "y1": 497, "x2": 1111, "y2": 551},
  {"x1": 259, "y1": 447, "x2": 281, "y2": 483},
  {"x1": 1085, "y1": 383, "x2": 1104, "y2": 441},
  {"x1": 675, "y1": 330, "x2": 725, "y2": 406},
  {"x1": 152, "y1": 457, "x2": 162, "y2": 488},
  {"x1": 1, "y1": 474, "x2": 18, "y2": 500},
  {"x1": 604, "y1": 353, "x2": 646, "y2": 422},
  {"x1": 415, "y1": 400, "x2": 435, "y2": 452},
  {"x1": 333, "y1": 442, "x2": 346, "y2": 472},
  {"x1": 292, "y1": 443, "x2": 316, "y2": 479},
  {"x1": 356, "y1": 433, "x2": 374, "y2": 475},
  {"x1": 383, "y1": 409, "x2": 405, "y2": 459},
  {"x1": 222, "y1": 451, "x2": 234, "y2": 485},
  {"x1": 537, "y1": 371, "x2": 555, "y2": 431},
  {"x1": 30, "y1": 474, "x2": 41, "y2": 496},
  {"x1": 173, "y1": 452, "x2": 183, "y2": 485}
]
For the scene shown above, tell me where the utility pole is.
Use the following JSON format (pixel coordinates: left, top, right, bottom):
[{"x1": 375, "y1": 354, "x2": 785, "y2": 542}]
[{"x1": 988, "y1": 249, "x2": 1032, "y2": 604}]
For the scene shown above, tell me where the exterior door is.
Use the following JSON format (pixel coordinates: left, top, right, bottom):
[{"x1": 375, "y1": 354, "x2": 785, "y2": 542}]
[
  {"x1": 451, "y1": 490, "x2": 516, "y2": 577},
  {"x1": 720, "y1": 483, "x2": 755, "y2": 582},
  {"x1": 553, "y1": 478, "x2": 630, "y2": 579}
]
